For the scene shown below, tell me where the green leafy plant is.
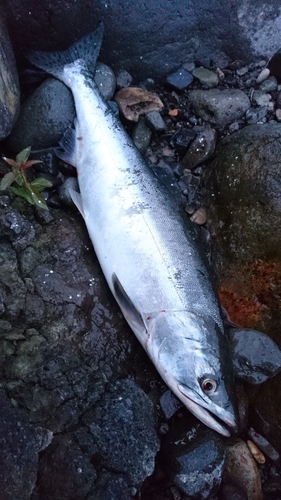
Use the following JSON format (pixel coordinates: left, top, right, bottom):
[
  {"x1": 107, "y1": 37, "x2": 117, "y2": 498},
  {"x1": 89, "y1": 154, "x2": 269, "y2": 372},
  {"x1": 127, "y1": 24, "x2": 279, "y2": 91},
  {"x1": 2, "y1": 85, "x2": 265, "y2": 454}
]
[{"x1": 0, "y1": 146, "x2": 52, "y2": 210}]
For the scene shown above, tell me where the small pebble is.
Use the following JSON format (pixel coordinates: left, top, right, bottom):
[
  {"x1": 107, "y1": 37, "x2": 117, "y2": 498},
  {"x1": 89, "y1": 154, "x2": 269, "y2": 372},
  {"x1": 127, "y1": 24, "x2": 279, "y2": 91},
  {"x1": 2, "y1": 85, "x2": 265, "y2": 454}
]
[
  {"x1": 246, "y1": 440, "x2": 266, "y2": 464},
  {"x1": 190, "y1": 207, "x2": 207, "y2": 225},
  {"x1": 116, "y1": 69, "x2": 133, "y2": 89},
  {"x1": 276, "y1": 108, "x2": 281, "y2": 122},
  {"x1": 166, "y1": 68, "x2": 194, "y2": 91},
  {"x1": 192, "y1": 66, "x2": 219, "y2": 88},
  {"x1": 256, "y1": 67, "x2": 270, "y2": 84},
  {"x1": 236, "y1": 66, "x2": 248, "y2": 77},
  {"x1": 131, "y1": 117, "x2": 152, "y2": 154},
  {"x1": 58, "y1": 176, "x2": 79, "y2": 207},
  {"x1": 248, "y1": 428, "x2": 280, "y2": 461},
  {"x1": 259, "y1": 75, "x2": 278, "y2": 92},
  {"x1": 114, "y1": 87, "x2": 163, "y2": 121},
  {"x1": 145, "y1": 110, "x2": 166, "y2": 132}
]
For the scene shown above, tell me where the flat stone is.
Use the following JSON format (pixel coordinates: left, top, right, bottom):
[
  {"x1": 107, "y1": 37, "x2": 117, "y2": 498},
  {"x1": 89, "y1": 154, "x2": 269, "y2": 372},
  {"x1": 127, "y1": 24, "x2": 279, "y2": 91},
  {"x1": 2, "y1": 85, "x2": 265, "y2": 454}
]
[
  {"x1": 192, "y1": 66, "x2": 219, "y2": 87},
  {"x1": 189, "y1": 89, "x2": 250, "y2": 127},
  {"x1": 245, "y1": 106, "x2": 268, "y2": 124},
  {"x1": 132, "y1": 116, "x2": 152, "y2": 153},
  {"x1": 114, "y1": 87, "x2": 164, "y2": 121},
  {"x1": 258, "y1": 75, "x2": 278, "y2": 92},
  {"x1": 166, "y1": 68, "x2": 194, "y2": 91},
  {"x1": 94, "y1": 62, "x2": 116, "y2": 100}
]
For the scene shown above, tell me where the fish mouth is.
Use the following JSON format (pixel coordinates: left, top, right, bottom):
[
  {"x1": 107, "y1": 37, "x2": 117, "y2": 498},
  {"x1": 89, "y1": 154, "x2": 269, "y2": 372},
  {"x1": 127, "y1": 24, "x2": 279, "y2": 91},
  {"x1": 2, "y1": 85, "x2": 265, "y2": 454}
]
[{"x1": 178, "y1": 384, "x2": 237, "y2": 437}]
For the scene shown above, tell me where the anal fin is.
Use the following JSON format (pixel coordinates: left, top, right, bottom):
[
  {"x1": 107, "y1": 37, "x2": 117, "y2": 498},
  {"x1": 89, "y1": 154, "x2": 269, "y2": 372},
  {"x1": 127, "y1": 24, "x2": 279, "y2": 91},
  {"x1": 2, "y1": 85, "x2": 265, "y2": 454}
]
[{"x1": 69, "y1": 188, "x2": 85, "y2": 219}]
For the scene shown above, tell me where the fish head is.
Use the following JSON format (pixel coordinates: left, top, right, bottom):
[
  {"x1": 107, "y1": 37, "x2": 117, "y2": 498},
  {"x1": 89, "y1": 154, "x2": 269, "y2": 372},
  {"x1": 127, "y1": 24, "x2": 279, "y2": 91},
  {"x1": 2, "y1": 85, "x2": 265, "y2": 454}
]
[{"x1": 146, "y1": 310, "x2": 238, "y2": 436}]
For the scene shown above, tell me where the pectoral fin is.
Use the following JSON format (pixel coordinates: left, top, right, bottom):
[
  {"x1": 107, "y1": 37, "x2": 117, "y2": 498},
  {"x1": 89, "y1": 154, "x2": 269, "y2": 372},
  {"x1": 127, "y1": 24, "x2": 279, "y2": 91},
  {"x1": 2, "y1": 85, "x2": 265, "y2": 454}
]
[{"x1": 112, "y1": 273, "x2": 146, "y2": 337}]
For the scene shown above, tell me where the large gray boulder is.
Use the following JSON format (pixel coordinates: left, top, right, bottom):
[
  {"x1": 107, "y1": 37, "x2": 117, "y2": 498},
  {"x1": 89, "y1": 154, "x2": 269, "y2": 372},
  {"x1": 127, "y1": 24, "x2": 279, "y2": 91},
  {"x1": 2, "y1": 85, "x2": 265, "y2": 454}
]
[
  {"x1": 2, "y1": 0, "x2": 281, "y2": 81},
  {"x1": 0, "y1": 11, "x2": 20, "y2": 139}
]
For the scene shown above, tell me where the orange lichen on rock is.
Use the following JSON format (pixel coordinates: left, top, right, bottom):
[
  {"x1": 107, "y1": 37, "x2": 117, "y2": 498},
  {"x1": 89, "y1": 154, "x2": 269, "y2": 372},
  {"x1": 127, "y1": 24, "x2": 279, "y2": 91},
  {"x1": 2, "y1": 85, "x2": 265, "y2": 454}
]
[{"x1": 218, "y1": 259, "x2": 281, "y2": 329}]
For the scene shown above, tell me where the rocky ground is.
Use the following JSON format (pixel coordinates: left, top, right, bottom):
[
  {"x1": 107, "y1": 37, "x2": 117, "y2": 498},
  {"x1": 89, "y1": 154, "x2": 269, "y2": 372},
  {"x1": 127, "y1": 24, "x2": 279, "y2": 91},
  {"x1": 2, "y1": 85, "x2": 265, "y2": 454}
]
[{"x1": 2, "y1": 13, "x2": 281, "y2": 500}]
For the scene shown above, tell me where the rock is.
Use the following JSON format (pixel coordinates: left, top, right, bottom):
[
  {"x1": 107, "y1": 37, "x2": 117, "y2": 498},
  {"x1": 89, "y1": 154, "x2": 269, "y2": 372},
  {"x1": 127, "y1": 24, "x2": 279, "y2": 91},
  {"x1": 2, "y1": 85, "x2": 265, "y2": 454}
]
[
  {"x1": 252, "y1": 90, "x2": 272, "y2": 107},
  {"x1": 159, "y1": 389, "x2": 182, "y2": 419},
  {"x1": 276, "y1": 108, "x2": 281, "y2": 122},
  {"x1": 220, "y1": 482, "x2": 248, "y2": 500},
  {"x1": 245, "y1": 106, "x2": 268, "y2": 124},
  {"x1": 93, "y1": 62, "x2": 116, "y2": 100},
  {"x1": 172, "y1": 127, "x2": 197, "y2": 156},
  {"x1": 205, "y1": 124, "x2": 281, "y2": 336},
  {"x1": 190, "y1": 207, "x2": 207, "y2": 225},
  {"x1": 181, "y1": 127, "x2": 217, "y2": 168},
  {"x1": 192, "y1": 66, "x2": 219, "y2": 87},
  {"x1": 161, "y1": 415, "x2": 225, "y2": 499},
  {"x1": 30, "y1": 148, "x2": 60, "y2": 176},
  {"x1": 246, "y1": 440, "x2": 265, "y2": 464},
  {"x1": 35, "y1": 433, "x2": 97, "y2": 500},
  {"x1": 4, "y1": 0, "x2": 281, "y2": 82},
  {"x1": 228, "y1": 328, "x2": 281, "y2": 384},
  {"x1": 116, "y1": 69, "x2": 133, "y2": 89},
  {"x1": 166, "y1": 68, "x2": 194, "y2": 91},
  {"x1": 83, "y1": 379, "x2": 160, "y2": 486},
  {"x1": 132, "y1": 116, "x2": 152, "y2": 153},
  {"x1": 0, "y1": 202, "x2": 35, "y2": 252},
  {"x1": 223, "y1": 439, "x2": 263, "y2": 500},
  {"x1": 267, "y1": 50, "x2": 281, "y2": 82},
  {"x1": 256, "y1": 67, "x2": 270, "y2": 84},
  {"x1": 189, "y1": 89, "x2": 250, "y2": 127},
  {"x1": 90, "y1": 471, "x2": 132, "y2": 500},
  {"x1": 114, "y1": 87, "x2": 164, "y2": 122},
  {"x1": 0, "y1": 390, "x2": 52, "y2": 500},
  {"x1": 145, "y1": 110, "x2": 166, "y2": 133},
  {"x1": 248, "y1": 428, "x2": 279, "y2": 461},
  {"x1": 0, "y1": 13, "x2": 20, "y2": 139},
  {"x1": 58, "y1": 176, "x2": 79, "y2": 207},
  {"x1": 258, "y1": 75, "x2": 278, "y2": 92},
  {"x1": 7, "y1": 79, "x2": 75, "y2": 152}
]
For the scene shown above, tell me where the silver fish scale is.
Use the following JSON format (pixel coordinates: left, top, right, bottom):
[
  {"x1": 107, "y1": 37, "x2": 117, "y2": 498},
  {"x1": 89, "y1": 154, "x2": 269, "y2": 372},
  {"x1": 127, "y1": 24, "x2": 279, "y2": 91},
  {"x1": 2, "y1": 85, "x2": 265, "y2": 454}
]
[{"x1": 69, "y1": 69, "x2": 223, "y2": 328}]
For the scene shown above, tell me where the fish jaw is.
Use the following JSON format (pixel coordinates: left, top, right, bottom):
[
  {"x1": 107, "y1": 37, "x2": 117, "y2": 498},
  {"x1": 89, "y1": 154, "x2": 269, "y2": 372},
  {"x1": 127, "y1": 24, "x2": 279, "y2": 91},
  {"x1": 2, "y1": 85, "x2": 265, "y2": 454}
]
[{"x1": 145, "y1": 310, "x2": 238, "y2": 436}]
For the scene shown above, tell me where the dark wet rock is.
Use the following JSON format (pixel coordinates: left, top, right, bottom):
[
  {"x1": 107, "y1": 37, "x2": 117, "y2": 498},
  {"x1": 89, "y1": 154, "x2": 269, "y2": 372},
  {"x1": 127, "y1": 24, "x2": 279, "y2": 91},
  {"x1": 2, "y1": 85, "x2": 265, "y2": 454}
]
[
  {"x1": 166, "y1": 68, "x2": 194, "y2": 91},
  {"x1": 116, "y1": 69, "x2": 133, "y2": 89},
  {"x1": 0, "y1": 200, "x2": 35, "y2": 252},
  {"x1": 30, "y1": 148, "x2": 60, "y2": 176},
  {"x1": 189, "y1": 89, "x2": 250, "y2": 127},
  {"x1": 145, "y1": 110, "x2": 166, "y2": 133},
  {"x1": 181, "y1": 127, "x2": 217, "y2": 169},
  {"x1": 94, "y1": 62, "x2": 116, "y2": 100},
  {"x1": 159, "y1": 389, "x2": 183, "y2": 419},
  {"x1": 161, "y1": 415, "x2": 225, "y2": 498},
  {"x1": 250, "y1": 374, "x2": 281, "y2": 456},
  {"x1": 58, "y1": 176, "x2": 79, "y2": 207},
  {"x1": 192, "y1": 66, "x2": 219, "y2": 88},
  {"x1": 34, "y1": 433, "x2": 97, "y2": 500},
  {"x1": 4, "y1": 0, "x2": 281, "y2": 83},
  {"x1": 0, "y1": 13, "x2": 20, "y2": 139},
  {"x1": 115, "y1": 87, "x2": 164, "y2": 122},
  {"x1": 245, "y1": 106, "x2": 268, "y2": 124},
  {"x1": 223, "y1": 439, "x2": 263, "y2": 500},
  {"x1": 258, "y1": 75, "x2": 278, "y2": 93},
  {"x1": 220, "y1": 482, "x2": 248, "y2": 500},
  {"x1": 132, "y1": 117, "x2": 152, "y2": 153},
  {"x1": 205, "y1": 123, "x2": 281, "y2": 335},
  {"x1": 172, "y1": 127, "x2": 197, "y2": 156},
  {"x1": 0, "y1": 390, "x2": 53, "y2": 500},
  {"x1": 268, "y1": 51, "x2": 281, "y2": 83},
  {"x1": 90, "y1": 471, "x2": 132, "y2": 500},
  {"x1": 228, "y1": 328, "x2": 281, "y2": 384},
  {"x1": 83, "y1": 378, "x2": 160, "y2": 486},
  {"x1": 7, "y1": 79, "x2": 75, "y2": 152}
]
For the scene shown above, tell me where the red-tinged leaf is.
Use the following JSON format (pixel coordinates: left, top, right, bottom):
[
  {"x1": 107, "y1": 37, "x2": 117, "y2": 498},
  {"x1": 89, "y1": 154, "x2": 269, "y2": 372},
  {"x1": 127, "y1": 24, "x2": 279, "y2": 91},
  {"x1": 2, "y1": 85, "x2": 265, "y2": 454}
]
[
  {"x1": 16, "y1": 146, "x2": 31, "y2": 165},
  {"x1": 23, "y1": 159, "x2": 42, "y2": 169},
  {"x1": 10, "y1": 186, "x2": 35, "y2": 205},
  {"x1": 0, "y1": 171, "x2": 17, "y2": 190},
  {"x1": 30, "y1": 177, "x2": 52, "y2": 190},
  {"x1": 3, "y1": 157, "x2": 18, "y2": 169}
]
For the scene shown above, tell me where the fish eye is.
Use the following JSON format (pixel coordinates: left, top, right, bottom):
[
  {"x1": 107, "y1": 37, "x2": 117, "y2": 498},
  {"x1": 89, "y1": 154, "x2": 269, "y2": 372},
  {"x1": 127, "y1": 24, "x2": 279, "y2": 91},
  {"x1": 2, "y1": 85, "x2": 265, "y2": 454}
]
[{"x1": 201, "y1": 377, "x2": 217, "y2": 394}]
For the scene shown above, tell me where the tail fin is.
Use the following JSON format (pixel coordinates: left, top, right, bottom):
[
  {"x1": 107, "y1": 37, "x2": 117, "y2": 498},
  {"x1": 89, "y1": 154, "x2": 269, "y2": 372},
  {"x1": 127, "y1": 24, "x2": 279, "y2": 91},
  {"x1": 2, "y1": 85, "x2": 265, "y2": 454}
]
[{"x1": 27, "y1": 22, "x2": 104, "y2": 78}]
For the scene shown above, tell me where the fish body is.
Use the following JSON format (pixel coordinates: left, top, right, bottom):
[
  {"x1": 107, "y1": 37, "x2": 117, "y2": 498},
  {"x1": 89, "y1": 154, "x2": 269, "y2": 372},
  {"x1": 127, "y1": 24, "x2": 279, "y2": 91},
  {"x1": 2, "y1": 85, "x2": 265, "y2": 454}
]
[{"x1": 28, "y1": 24, "x2": 238, "y2": 436}]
